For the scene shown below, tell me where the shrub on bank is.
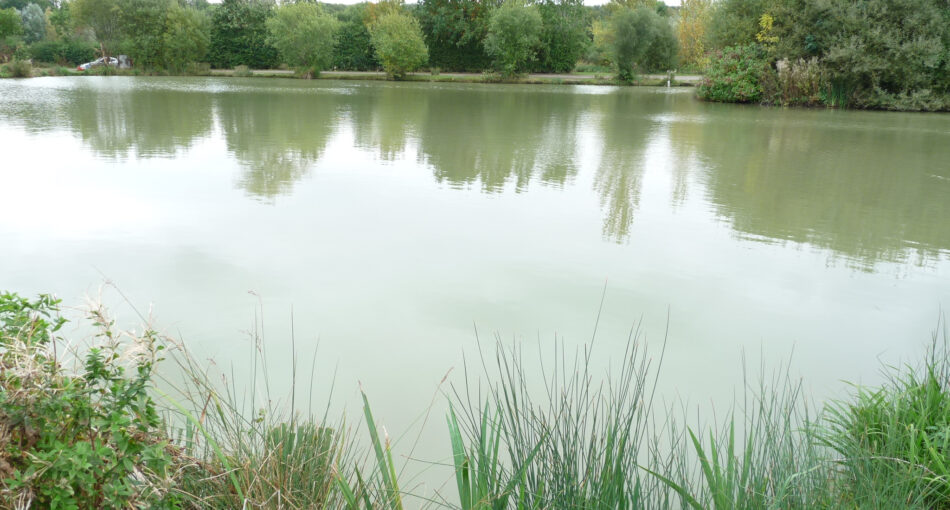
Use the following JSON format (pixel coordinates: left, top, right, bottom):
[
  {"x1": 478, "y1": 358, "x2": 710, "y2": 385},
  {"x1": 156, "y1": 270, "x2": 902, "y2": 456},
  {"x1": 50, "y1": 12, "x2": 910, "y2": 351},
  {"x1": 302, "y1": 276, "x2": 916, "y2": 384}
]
[
  {"x1": 29, "y1": 39, "x2": 97, "y2": 66},
  {"x1": 0, "y1": 293, "x2": 180, "y2": 508},
  {"x1": 369, "y1": 12, "x2": 428, "y2": 80},
  {"x1": 697, "y1": 43, "x2": 768, "y2": 103}
]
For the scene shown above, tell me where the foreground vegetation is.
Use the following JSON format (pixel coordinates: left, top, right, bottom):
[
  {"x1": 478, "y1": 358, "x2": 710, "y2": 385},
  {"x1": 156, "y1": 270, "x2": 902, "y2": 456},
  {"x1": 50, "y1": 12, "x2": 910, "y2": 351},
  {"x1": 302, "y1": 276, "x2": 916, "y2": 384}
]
[{"x1": 2, "y1": 290, "x2": 949, "y2": 508}]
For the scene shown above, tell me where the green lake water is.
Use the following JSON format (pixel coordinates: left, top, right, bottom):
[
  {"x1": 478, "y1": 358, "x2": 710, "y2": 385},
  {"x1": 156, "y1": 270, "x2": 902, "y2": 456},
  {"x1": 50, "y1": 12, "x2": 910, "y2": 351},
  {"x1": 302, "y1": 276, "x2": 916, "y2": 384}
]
[{"x1": 1, "y1": 76, "x2": 948, "y2": 494}]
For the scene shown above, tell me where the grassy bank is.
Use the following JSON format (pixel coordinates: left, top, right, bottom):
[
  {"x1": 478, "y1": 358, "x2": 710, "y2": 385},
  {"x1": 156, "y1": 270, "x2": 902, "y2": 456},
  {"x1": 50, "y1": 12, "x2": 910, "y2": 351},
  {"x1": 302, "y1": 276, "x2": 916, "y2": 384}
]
[
  {"x1": 0, "y1": 62, "x2": 698, "y2": 87},
  {"x1": 1, "y1": 291, "x2": 948, "y2": 508}
]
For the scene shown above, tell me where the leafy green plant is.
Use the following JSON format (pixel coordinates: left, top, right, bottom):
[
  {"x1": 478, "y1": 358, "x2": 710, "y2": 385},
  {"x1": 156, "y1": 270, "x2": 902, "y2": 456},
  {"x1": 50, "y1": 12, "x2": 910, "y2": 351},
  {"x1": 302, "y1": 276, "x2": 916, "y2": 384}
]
[
  {"x1": 0, "y1": 294, "x2": 179, "y2": 509},
  {"x1": 697, "y1": 44, "x2": 769, "y2": 103}
]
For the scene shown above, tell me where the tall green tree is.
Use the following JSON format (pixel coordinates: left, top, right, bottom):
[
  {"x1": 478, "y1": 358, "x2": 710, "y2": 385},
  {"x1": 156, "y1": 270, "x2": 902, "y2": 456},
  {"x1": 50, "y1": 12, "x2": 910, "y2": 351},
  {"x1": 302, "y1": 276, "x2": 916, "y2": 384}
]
[
  {"x1": 610, "y1": 6, "x2": 675, "y2": 82},
  {"x1": 533, "y1": 0, "x2": 586, "y2": 72},
  {"x1": 332, "y1": 3, "x2": 377, "y2": 70},
  {"x1": 484, "y1": 0, "x2": 542, "y2": 77},
  {"x1": 162, "y1": 4, "x2": 209, "y2": 72},
  {"x1": 72, "y1": 0, "x2": 122, "y2": 53},
  {"x1": 117, "y1": 0, "x2": 172, "y2": 67},
  {"x1": 417, "y1": 0, "x2": 497, "y2": 71},
  {"x1": 208, "y1": 0, "x2": 278, "y2": 69},
  {"x1": 265, "y1": 2, "x2": 338, "y2": 74},
  {"x1": 0, "y1": 6, "x2": 21, "y2": 61},
  {"x1": 369, "y1": 10, "x2": 428, "y2": 79},
  {"x1": 706, "y1": 0, "x2": 768, "y2": 50},
  {"x1": 18, "y1": 2, "x2": 44, "y2": 42}
]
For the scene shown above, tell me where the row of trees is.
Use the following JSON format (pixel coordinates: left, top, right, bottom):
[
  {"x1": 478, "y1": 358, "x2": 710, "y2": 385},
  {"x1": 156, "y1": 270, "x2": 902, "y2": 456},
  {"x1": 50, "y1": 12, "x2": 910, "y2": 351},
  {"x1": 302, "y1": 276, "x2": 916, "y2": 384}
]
[{"x1": 2, "y1": 0, "x2": 682, "y2": 81}]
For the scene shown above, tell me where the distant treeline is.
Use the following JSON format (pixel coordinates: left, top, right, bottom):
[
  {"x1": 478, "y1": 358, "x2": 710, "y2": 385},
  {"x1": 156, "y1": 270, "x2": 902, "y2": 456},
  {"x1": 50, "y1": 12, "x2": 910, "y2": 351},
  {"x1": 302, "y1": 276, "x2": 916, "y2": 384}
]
[
  {"x1": 0, "y1": 0, "x2": 681, "y2": 79},
  {"x1": 0, "y1": 0, "x2": 947, "y2": 109}
]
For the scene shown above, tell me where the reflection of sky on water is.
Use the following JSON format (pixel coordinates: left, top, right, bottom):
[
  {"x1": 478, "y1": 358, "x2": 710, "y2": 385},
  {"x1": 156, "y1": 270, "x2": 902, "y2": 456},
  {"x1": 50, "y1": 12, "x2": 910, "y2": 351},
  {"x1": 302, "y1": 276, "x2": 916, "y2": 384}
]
[{"x1": 2, "y1": 77, "x2": 948, "y2": 268}]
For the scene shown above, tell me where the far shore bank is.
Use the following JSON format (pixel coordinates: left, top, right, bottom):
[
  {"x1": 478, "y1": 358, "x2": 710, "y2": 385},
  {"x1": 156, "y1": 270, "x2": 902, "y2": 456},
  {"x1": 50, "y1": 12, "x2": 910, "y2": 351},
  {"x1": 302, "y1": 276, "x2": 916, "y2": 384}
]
[{"x1": 0, "y1": 62, "x2": 701, "y2": 87}]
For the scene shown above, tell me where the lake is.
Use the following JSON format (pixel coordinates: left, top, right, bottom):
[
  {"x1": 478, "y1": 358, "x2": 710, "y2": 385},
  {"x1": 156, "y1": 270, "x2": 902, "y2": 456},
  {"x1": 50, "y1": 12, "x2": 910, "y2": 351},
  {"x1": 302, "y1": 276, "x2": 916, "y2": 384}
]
[{"x1": 1, "y1": 76, "x2": 948, "y2": 495}]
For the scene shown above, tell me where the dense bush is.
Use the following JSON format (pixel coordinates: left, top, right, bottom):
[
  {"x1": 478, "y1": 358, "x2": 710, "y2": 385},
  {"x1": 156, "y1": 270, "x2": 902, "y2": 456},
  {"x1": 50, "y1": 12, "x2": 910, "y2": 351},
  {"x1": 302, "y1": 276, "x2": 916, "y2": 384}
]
[
  {"x1": 700, "y1": 0, "x2": 950, "y2": 111},
  {"x1": 6, "y1": 56, "x2": 28, "y2": 75},
  {"x1": 417, "y1": 0, "x2": 493, "y2": 72},
  {"x1": 697, "y1": 43, "x2": 768, "y2": 102},
  {"x1": 369, "y1": 11, "x2": 428, "y2": 79},
  {"x1": 332, "y1": 4, "x2": 378, "y2": 71},
  {"x1": 0, "y1": 293, "x2": 179, "y2": 509},
  {"x1": 484, "y1": 1, "x2": 542, "y2": 77},
  {"x1": 29, "y1": 38, "x2": 96, "y2": 64},
  {"x1": 17, "y1": 2, "x2": 44, "y2": 43},
  {"x1": 817, "y1": 0, "x2": 949, "y2": 111}
]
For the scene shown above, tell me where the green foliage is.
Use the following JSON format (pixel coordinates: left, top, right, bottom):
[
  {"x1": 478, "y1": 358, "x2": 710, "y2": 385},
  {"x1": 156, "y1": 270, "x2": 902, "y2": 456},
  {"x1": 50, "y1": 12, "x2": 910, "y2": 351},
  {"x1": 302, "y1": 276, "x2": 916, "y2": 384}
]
[
  {"x1": 697, "y1": 43, "x2": 768, "y2": 102},
  {"x1": 17, "y1": 3, "x2": 43, "y2": 43},
  {"x1": 484, "y1": 1, "x2": 542, "y2": 77},
  {"x1": 816, "y1": 0, "x2": 949, "y2": 111},
  {"x1": 822, "y1": 344, "x2": 950, "y2": 509},
  {"x1": 72, "y1": 0, "x2": 122, "y2": 53},
  {"x1": 208, "y1": 0, "x2": 279, "y2": 69},
  {"x1": 29, "y1": 38, "x2": 97, "y2": 64},
  {"x1": 0, "y1": 6, "x2": 22, "y2": 59},
  {"x1": 337, "y1": 389, "x2": 404, "y2": 510},
  {"x1": 6, "y1": 55, "x2": 28, "y2": 74},
  {"x1": 706, "y1": 0, "x2": 767, "y2": 50},
  {"x1": 332, "y1": 4, "x2": 378, "y2": 71},
  {"x1": 0, "y1": 294, "x2": 179, "y2": 508},
  {"x1": 161, "y1": 4, "x2": 209, "y2": 73},
  {"x1": 369, "y1": 11, "x2": 428, "y2": 79},
  {"x1": 48, "y1": 4, "x2": 73, "y2": 39},
  {"x1": 534, "y1": 0, "x2": 587, "y2": 73},
  {"x1": 417, "y1": 0, "x2": 495, "y2": 71},
  {"x1": 117, "y1": 0, "x2": 173, "y2": 68},
  {"x1": 610, "y1": 6, "x2": 674, "y2": 83},
  {"x1": 266, "y1": 2, "x2": 338, "y2": 74}
]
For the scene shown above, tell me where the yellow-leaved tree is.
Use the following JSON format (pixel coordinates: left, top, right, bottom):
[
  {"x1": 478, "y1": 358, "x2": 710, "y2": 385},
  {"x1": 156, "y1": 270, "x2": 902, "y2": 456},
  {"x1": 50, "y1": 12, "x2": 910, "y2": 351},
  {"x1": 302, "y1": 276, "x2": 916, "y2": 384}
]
[{"x1": 676, "y1": 0, "x2": 711, "y2": 70}]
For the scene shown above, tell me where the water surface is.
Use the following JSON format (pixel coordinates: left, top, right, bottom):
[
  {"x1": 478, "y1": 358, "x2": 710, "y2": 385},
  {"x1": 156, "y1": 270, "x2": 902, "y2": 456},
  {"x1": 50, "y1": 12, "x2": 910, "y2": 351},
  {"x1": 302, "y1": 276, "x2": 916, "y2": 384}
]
[{"x1": 1, "y1": 76, "x2": 948, "y2": 491}]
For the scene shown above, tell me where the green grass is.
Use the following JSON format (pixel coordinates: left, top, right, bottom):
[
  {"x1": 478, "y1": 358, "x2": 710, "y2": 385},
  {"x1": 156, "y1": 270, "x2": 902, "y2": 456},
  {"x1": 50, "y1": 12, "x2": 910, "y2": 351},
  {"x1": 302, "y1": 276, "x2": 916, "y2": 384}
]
[{"x1": 2, "y1": 290, "x2": 948, "y2": 509}]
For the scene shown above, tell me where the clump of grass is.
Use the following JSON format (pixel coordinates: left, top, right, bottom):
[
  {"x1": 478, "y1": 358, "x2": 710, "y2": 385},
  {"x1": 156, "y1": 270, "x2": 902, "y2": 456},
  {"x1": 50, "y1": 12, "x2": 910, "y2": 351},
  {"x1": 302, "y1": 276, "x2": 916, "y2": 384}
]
[
  {"x1": 8, "y1": 59, "x2": 32, "y2": 78},
  {"x1": 819, "y1": 327, "x2": 950, "y2": 509},
  {"x1": 656, "y1": 356, "x2": 834, "y2": 510},
  {"x1": 233, "y1": 65, "x2": 253, "y2": 77},
  {"x1": 185, "y1": 62, "x2": 211, "y2": 76},
  {"x1": 447, "y1": 323, "x2": 675, "y2": 508},
  {"x1": 161, "y1": 309, "x2": 347, "y2": 509}
]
